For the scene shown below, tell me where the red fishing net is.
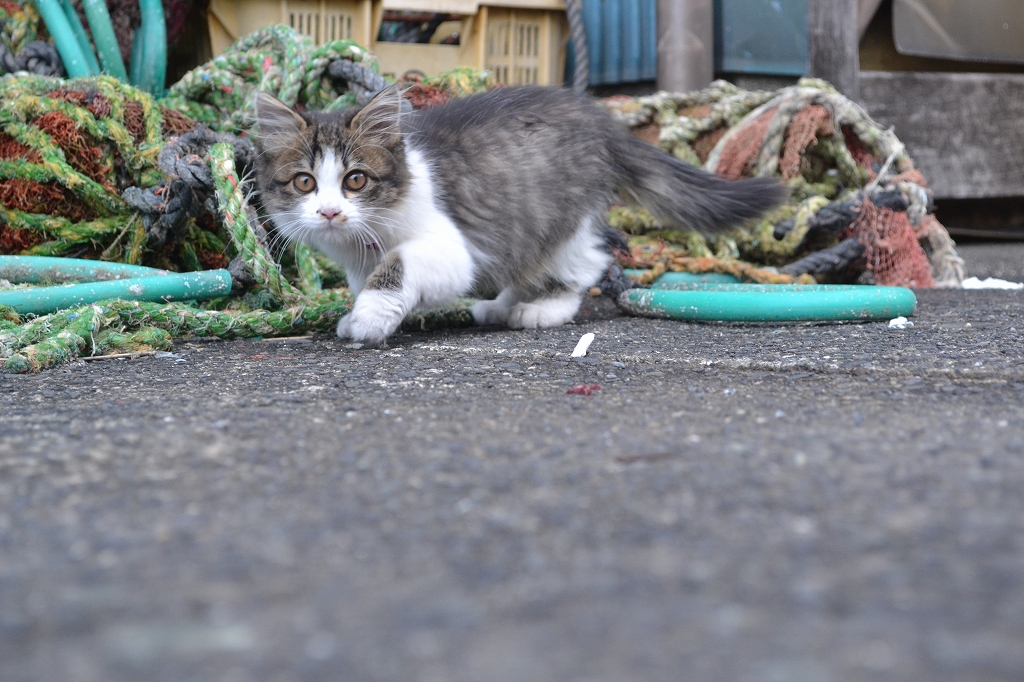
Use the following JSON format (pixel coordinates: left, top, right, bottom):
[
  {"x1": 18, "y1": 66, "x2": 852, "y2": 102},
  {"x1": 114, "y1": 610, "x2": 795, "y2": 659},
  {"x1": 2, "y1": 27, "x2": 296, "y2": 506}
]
[
  {"x1": 841, "y1": 199, "x2": 935, "y2": 287},
  {"x1": 779, "y1": 105, "x2": 832, "y2": 180},
  {"x1": 716, "y1": 109, "x2": 775, "y2": 180},
  {"x1": 710, "y1": 102, "x2": 938, "y2": 287}
]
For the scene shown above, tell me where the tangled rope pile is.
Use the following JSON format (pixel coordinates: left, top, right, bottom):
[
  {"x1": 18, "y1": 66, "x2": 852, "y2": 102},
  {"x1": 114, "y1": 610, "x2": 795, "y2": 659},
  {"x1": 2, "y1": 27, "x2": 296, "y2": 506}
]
[
  {"x1": 0, "y1": 26, "x2": 487, "y2": 372},
  {"x1": 162, "y1": 25, "x2": 383, "y2": 131},
  {"x1": 0, "y1": 26, "x2": 964, "y2": 373},
  {"x1": 0, "y1": 1, "x2": 62, "y2": 76},
  {"x1": 604, "y1": 79, "x2": 964, "y2": 288}
]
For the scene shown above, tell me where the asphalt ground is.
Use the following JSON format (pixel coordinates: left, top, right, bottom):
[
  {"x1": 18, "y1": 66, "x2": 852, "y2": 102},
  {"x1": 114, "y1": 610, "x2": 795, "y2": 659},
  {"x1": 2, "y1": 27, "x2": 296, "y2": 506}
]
[{"x1": 1, "y1": 243, "x2": 1023, "y2": 682}]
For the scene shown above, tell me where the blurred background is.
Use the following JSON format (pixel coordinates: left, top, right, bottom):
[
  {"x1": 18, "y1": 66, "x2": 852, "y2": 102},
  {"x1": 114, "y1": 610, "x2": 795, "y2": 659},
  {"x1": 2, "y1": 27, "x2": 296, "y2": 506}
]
[{"x1": 21, "y1": 1, "x2": 1024, "y2": 242}]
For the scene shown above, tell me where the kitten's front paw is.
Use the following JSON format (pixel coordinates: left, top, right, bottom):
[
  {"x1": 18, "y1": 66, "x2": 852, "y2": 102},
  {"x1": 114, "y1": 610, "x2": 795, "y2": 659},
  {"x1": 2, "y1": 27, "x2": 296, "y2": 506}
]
[{"x1": 336, "y1": 291, "x2": 404, "y2": 345}]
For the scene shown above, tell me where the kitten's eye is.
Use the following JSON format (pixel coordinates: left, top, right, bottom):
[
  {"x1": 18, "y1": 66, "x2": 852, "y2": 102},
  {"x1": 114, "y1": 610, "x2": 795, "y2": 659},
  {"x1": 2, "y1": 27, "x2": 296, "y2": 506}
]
[
  {"x1": 344, "y1": 171, "x2": 367, "y2": 192},
  {"x1": 293, "y1": 174, "x2": 316, "y2": 193}
]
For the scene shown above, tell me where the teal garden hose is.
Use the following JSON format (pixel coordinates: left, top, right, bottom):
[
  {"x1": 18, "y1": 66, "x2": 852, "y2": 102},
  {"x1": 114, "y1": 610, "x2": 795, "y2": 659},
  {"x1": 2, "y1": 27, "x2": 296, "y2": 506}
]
[
  {"x1": 33, "y1": 0, "x2": 93, "y2": 77},
  {"x1": 80, "y1": 0, "x2": 128, "y2": 79},
  {"x1": 130, "y1": 0, "x2": 167, "y2": 95},
  {"x1": 619, "y1": 282, "x2": 916, "y2": 322},
  {"x1": 0, "y1": 256, "x2": 231, "y2": 316},
  {"x1": 58, "y1": 0, "x2": 102, "y2": 74},
  {"x1": 38, "y1": 0, "x2": 162, "y2": 88},
  {"x1": 623, "y1": 270, "x2": 741, "y2": 285},
  {"x1": 0, "y1": 256, "x2": 169, "y2": 284}
]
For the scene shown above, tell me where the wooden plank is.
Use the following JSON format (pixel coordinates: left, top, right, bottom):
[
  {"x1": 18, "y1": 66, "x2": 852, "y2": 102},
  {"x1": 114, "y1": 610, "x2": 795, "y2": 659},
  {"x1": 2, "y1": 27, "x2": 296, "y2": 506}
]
[
  {"x1": 858, "y1": 0, "x2": 884, "y2": 38},
  {"x1": 860, "y1": 71, "x2": 1024, "y2": 199},
  {"x1": 808, "y1": 0, "x2": 859, "y2": 98}
]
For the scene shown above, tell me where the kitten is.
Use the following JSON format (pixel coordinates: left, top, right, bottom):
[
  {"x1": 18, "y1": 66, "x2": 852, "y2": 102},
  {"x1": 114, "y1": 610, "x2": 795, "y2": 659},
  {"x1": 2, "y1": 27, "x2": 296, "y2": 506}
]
[{"x1": 253, "y1": 86, "x2": 785, "y2": 345}]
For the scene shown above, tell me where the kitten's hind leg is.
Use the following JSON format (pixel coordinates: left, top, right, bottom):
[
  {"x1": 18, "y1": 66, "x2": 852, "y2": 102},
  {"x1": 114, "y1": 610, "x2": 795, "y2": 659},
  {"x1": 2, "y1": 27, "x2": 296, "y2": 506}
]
[
  {"x1": 507, "y1": 288, "x2": 583, "y2": 329},
  {"x1": 505, "y1": 217, "x2": 612, "y2": 330},
  {"x1": 471, "y1": 288, "x2": 518, "y2": 326}
]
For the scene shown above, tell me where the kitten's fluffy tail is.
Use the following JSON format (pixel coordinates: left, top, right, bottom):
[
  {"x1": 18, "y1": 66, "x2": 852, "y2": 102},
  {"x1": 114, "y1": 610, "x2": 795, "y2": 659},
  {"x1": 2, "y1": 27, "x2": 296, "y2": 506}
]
[{"x1": 610, "y1": 132, "x2": 787, "y2": 232}]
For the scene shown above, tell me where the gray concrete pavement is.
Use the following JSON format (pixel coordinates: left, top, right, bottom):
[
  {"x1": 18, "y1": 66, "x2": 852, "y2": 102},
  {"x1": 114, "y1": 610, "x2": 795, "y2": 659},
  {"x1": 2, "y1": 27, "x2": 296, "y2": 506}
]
[{"x1": 2, "y1": 246, "x2": 1024, "y2": 682}]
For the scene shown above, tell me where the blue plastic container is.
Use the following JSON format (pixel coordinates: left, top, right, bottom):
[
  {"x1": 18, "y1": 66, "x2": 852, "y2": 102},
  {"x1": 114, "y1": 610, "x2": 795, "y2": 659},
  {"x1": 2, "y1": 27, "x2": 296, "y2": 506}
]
[
  {"x1": 566, "y1": 0, "x2": 809, "y2": 86},
  {"x1": 715, "y1": 0, "x2": 808, "y2": 76},
  {"x1": 567, "y1": 0, "x2": 658, "y2": 86}
]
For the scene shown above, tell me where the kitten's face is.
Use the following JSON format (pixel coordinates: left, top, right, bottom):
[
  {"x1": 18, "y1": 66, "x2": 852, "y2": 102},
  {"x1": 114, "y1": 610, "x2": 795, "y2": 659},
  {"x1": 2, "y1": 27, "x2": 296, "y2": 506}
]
[{"x1": 253, "y1": 89, "x2": 410, "y2": 250}]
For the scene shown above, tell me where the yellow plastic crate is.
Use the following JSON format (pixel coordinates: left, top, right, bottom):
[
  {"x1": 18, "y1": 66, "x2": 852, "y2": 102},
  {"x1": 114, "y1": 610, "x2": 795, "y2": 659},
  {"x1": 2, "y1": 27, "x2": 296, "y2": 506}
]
[{"x1": 206, "y1": 0, "x2": 568, "y2": 85}]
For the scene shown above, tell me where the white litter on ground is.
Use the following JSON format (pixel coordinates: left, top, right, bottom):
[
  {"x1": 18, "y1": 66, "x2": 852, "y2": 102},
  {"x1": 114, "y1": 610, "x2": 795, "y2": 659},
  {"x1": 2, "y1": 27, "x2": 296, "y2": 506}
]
[
  {"x1": 571, "y1": 333, "x2": 596, "y2": 357},
  {"x1": 888, "y1": 316, "x2": 914, "y2": 329},
  {"x1": 962, "y1": 277, "x2": 1024, "y2": 290}
]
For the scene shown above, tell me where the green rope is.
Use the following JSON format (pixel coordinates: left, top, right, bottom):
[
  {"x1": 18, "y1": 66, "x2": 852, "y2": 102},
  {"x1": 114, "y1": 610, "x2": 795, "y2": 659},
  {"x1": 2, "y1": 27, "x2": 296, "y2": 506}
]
[
  {"x1": 294, "y1": 243, "x2": 324, "y2": 295},
  {"x1": 208, "y1": 141, "x2": 303, "y2": 304},
  {"x1": 0, "y1": 2, "x2": 41, "y2": 55},
  {"x1": 164, "y1": 26, "x2": 377, "y2": 132}
]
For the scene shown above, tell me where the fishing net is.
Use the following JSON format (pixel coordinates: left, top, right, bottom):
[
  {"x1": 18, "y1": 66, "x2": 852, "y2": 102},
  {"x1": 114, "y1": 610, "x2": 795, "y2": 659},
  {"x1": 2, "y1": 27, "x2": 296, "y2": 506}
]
[
  {"x1": 0, "y1": 24, "x2": 963, "y2": 373},
  {"x1": 603, "y1": 79, "x2": 964, "y2": 288}
]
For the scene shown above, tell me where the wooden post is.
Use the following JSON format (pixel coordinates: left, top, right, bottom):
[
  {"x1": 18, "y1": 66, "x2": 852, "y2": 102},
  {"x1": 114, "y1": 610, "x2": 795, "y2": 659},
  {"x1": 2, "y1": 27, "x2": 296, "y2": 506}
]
[
  {"x1": 858, "y1": 0, "x2": 884, "y2": 38},
  {"x1": 656, "y1": 0, "x2": 713, "y2": 93},
  {"x1": 808, "y1": 0, "x2": 860, "y2": 98}
]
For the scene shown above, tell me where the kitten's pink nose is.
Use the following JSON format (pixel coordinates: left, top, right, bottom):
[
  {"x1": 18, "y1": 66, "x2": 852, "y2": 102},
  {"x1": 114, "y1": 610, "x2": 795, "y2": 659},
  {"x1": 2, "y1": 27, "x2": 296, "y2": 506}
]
[{"x1": 319, "y1": 207, "x2": 341, "y2": 220}]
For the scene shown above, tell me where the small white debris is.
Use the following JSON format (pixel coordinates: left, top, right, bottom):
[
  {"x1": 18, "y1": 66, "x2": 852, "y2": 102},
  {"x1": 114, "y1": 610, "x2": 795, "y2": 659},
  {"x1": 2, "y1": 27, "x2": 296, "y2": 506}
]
[
  {"x1": 570, "y1": 332, "x2": 595, "y2": 357},
  {"x1": 345, "y1": 342, "x2": 364, "y2": 350},
  {"x1": 155, "y1": 351, "x2": 187, "y2": 364},
  {"x1": 888, "y1": 316, "x2": 914, "y2": 329},
  {"x1": 962, "y1": 276, "x2": 1024, "y2": 290}
]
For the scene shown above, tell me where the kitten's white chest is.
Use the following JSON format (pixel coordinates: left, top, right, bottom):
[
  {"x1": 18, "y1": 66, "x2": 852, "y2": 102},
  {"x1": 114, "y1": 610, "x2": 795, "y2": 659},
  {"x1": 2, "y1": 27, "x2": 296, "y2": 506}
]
[{"x1": 313, "y1": 149, "x2": 474, "y2": 300}]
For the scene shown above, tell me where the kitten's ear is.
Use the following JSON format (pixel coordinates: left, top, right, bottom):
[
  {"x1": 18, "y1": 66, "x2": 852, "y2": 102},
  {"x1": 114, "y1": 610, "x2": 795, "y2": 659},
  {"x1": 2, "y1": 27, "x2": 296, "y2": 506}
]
[
  {"x1": 254, "y1": 92, "x2": 306, "y2": 139},
  {"x1": 348, "y1": 86, "x2": 403, "y2": 146}
]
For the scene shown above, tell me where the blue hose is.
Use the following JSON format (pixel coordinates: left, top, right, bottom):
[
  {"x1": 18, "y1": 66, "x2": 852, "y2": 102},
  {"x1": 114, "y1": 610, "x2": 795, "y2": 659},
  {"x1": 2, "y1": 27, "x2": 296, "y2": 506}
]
[
  {"x1": 619, "y1": 283, "x2": 916, "y2": 322},
  {"x1": 0, "y1": 256, "x2": 232, "y2": 316},
  {"x1": 0, "y1": 256, "x2": 168, "y2": 284},
  {"x1": 34, "y1": 0, "x2": 93, "y2": 77},
  {"x1": 623, "y1": 270, "x2": 741, "y2": 284},
  {"x1": 80, "y1": 0, "x2": 129, "y2": 79},
  {"x1": 0, "y1": 271, "x2": 233, "y2": 316},
  {"x1": 58, "y1": 0, "x2": 101, "y2": 74},
  {"x1": 131, "y1": 0, "x2": 167, "y2": 95}
]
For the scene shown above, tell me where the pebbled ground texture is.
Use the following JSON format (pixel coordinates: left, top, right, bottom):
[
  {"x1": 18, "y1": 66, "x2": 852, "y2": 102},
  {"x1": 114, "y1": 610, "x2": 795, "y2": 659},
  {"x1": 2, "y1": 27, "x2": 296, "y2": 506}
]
[{"x1": 1, "y1": 244, "x2": 1023, "y2": 682}]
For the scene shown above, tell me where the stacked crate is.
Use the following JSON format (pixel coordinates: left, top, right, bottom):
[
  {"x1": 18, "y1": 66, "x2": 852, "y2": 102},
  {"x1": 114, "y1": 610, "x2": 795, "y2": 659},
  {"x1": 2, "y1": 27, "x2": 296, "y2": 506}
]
[{"x1": 206, "y1": 0, "x2": 568, "y2": 85}]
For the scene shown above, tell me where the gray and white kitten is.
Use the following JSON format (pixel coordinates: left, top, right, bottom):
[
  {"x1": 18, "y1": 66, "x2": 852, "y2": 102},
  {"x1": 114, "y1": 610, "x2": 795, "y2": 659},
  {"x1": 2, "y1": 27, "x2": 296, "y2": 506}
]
[{"x1": 253, "y1": 86, "x2": 784, "y2": 344}]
